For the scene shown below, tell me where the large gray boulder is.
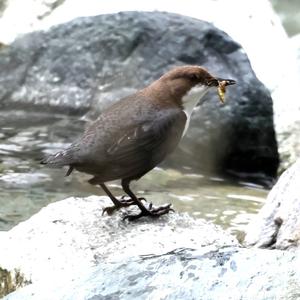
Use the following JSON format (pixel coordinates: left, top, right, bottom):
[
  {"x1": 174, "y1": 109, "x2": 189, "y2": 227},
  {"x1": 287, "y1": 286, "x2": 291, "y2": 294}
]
[
  {"x1": 1, "y1": 196, "x2": 300, "y2": 300},
  {"x1": 245, "y1": 158, "x2": 300, "y2": 249},
  {"x1": 0, "y1": 11, "x2": 279, "y2": 181}
]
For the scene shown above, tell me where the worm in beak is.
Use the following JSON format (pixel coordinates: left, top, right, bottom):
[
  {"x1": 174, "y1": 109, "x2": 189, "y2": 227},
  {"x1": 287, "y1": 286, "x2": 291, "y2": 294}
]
[{"x1": 216, "y1": 79, "x2": 236, "y2": 103}]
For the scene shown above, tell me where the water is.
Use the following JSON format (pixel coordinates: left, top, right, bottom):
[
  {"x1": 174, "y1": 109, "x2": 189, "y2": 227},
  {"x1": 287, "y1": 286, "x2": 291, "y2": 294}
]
[{"x1": 0, "y1": 109, "x2": 268, "y2": 235}]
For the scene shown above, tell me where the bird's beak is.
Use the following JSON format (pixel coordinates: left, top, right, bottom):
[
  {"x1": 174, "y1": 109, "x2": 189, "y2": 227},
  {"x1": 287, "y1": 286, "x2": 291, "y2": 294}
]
[{"x1": 215, "y1": 78, "x2": 236, "y2": 103}]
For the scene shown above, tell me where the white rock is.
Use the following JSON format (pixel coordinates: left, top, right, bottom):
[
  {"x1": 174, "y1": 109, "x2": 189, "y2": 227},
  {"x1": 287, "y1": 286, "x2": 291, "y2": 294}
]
[
  {"x1": 245, "y1": 159, "x2": 300, "y2": 249},
  {"x1": 0, "y1": 196, "x2": 237, "y2": 285}
]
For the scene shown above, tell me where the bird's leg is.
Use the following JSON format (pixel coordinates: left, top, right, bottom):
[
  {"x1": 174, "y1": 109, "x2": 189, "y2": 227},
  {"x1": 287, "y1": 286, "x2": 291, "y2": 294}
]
[
  {"x1": 88, "y1": 177, "x2": 139, "y2": 215},
  {"x1": 99, "y1": 183, "x2": 137, "y2": 215},
  {"x1": 99, "y1": 182, "x2": 146, "y2": 210},
  {"x1": 121, "y1": 179, "x2": 173, "y2": 221}
]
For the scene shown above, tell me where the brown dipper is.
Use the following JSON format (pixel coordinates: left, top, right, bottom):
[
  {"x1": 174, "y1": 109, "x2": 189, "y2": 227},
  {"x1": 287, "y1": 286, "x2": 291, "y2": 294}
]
[{"x1": 41, "y1": 66, "x2": 236, "y2": 220}]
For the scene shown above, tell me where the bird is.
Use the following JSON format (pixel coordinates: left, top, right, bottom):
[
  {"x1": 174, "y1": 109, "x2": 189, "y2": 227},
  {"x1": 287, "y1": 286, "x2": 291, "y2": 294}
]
[{"x1": 41, "y1": 65, "x2": 236, "y2": 220}]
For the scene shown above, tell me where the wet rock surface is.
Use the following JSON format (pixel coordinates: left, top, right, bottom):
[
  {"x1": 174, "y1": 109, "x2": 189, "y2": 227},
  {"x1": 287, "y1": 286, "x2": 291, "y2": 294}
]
[
  {"x1": 1, "y1": 196, "x2": 300, "y2": 300},
  {"x1": 0, "y1": 196, "x2": 238, "y2": 280},
  {"x1": 0, "y1": 11, "x2": 279, "y2": 181},
  {"x1": 245, "y1": 159, "x2": 300, "y2": 249},
  {"x1": 0, "y1": 196, "x2": 236, "y2": 298}
]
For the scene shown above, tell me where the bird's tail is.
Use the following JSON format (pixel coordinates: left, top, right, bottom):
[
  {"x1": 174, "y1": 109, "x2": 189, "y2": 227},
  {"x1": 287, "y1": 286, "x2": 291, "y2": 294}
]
[{"x1": 40, "y1": 149, "x2": 73, "y2": 168}]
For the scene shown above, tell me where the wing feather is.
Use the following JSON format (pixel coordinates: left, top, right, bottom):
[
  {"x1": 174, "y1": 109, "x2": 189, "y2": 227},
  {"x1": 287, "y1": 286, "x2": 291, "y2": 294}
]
[{"x1": 104, "y1": 107, "x2": 186, "y2": 180}]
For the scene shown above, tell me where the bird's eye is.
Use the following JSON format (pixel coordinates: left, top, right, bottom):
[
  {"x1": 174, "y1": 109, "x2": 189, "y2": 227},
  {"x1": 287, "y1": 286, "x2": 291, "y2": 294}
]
[{"x1": 189, "y1": 74, "x2": 198, "y2": 82}]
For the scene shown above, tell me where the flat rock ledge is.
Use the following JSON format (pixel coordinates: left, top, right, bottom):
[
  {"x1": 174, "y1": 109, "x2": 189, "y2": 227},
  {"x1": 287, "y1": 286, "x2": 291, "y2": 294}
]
[{"x1": 1, "y1": 196, "x2": 300, "y2": 300}]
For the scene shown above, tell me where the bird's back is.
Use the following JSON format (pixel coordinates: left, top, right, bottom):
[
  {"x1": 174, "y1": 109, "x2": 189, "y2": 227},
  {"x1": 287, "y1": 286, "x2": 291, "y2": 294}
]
[{"x1": 42, "y1": 91, "x2": 186, "y2": 182}]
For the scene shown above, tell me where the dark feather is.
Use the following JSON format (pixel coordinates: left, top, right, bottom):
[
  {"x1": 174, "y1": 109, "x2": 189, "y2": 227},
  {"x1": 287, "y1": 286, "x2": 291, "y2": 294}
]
[
  {"x1": 99, "y1": 107, "x2": 187, "y2": 181},
  {"x1": 65, "y1": 166, "x2": 74, "y2": 176},
  {"x1": 40, "y1": 149, "x2": 74, "y2": 168}
]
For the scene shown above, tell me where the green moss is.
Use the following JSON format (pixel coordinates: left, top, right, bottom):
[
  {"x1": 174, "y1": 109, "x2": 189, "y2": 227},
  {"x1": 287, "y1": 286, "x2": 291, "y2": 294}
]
[{"x1": 0, "y1": 267, "x2": 31, "y2": 298}]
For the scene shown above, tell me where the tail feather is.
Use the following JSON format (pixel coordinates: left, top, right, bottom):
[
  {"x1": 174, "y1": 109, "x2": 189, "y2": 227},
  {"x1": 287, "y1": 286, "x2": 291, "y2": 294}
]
[{"x1": 41, "y1": 149, "x2": 73, "y2": 168}]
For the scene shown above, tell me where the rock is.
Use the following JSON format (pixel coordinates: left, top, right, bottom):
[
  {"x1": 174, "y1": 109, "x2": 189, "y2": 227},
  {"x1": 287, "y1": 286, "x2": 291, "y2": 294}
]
[
  {"x1": 244, "y1": 159, "x2": 300, "y2": 249},
  {"x1": 276, "y1": 34, "x2": 300, "y2": 173},
  {"x1": 2, "y1": 196, "x2": 300, "y2": 299},
  {"x1": 0, "y1": 0, "x2": 8, "y2": 17},
  {"x1": 276, "y1": 120, "x2": 300, "y2": 173},
  {"x1": 292, "y1": 34, "x2": 300, "y2": 64},
  {"x1": 0, "y1": 11, "x2": 279, "y2": 182},
  {"x1": 0, "y1": 0, "x2": 65, "y2": 42},
  {"x1": 0, "y1": 195, "x2": 237, "y2": 298},
  {"x1": 1, "y1": 0, "x2": 299, "y2": 171},
  {"x1": 0, "y1": 0, "x2": 293, "y2": 93},
  {"x1": 272, "y1": 0, "x2": 300, "y2": 36},
  {"x1": 4, "y1": 249, "x2": 300, "y2": 300}
]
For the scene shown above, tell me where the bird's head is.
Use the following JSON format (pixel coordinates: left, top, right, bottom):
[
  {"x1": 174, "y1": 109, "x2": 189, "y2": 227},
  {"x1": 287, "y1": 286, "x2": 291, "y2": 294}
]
[{"x1": 158, "y1": 65, "x2": 236, "y2": 105}]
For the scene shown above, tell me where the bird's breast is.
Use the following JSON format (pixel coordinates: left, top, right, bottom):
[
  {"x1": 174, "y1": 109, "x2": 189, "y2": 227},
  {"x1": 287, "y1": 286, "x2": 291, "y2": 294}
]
[{"x1": 181, "y1": 85, "x2": 209, "y2": 136}]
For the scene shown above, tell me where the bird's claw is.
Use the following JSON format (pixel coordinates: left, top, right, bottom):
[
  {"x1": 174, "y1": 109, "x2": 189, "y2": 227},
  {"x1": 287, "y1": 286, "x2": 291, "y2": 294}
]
[
  {"x1": 121, "y1": 195, "x2": 147, "y2": 202},
  {"x1": 123, "y1": 203, "x2": 173, "y2": 221},
  {"x1": 102, "y1": 206, "x2": 118, "y2": 216}
]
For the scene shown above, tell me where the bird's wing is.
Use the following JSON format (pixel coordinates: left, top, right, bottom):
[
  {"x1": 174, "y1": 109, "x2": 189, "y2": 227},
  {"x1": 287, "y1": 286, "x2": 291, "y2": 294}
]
[
  {"x1": 104, "y1": 107, "x2": 186, "y2": 179},
  {"x1": 42, "y1": 94, "x2": 186, "y2": 181}
]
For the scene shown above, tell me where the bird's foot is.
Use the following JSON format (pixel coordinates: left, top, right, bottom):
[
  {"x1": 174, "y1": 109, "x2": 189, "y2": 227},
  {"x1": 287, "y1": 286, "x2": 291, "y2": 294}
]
[
  {"x1": 102, "y1": 197, "x2": 146, "y2": 216},
  {"x1": 123, "y1": 203, "x2": 174, "y2": 221},
  {"x1": 120, "y1": 195, "x2": 147, "y2": 202}
]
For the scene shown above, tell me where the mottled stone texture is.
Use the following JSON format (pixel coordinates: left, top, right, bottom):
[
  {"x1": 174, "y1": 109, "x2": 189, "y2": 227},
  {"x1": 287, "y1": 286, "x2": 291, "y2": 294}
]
[{"x1": 2, "y1": 196, "x2": 300, "y2": 300}]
